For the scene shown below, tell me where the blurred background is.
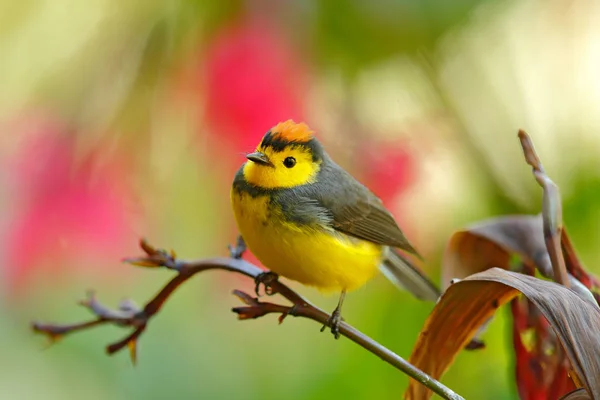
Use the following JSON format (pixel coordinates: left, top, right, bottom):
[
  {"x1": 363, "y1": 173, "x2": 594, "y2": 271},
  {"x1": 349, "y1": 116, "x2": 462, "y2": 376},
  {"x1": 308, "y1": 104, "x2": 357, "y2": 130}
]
[{"x1": 1, "y1": 0, "x2": 600, "y2": 399}]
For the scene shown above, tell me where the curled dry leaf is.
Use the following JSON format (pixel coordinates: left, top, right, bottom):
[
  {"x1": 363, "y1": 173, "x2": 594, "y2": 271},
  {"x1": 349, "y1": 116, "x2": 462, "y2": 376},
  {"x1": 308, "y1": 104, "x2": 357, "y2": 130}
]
[
  {"x1": 560, "y1": 389, "x2": 592, "y2": 400},
  {"x1": 441, "y1": 214, "x2": 599, "y2": 398},
  {"x1": 128, "y1": 339, "x2": 138, "y2": 366},
  {"x1": 442, "y1": 214, "x2": 597, "y2": 302},
  {"x1": 442, "y1": 215, "x2": 549, "y2": 287},
  {"x1": 405, "y1": 268, "x2": 600, "y2": 400}
]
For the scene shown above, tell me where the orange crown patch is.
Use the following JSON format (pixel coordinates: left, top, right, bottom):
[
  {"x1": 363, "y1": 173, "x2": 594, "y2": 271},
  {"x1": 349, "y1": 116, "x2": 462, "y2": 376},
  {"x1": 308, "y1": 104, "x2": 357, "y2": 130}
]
[{"x1": 270, "y1": 120, "x2": 314, "y2": 143}]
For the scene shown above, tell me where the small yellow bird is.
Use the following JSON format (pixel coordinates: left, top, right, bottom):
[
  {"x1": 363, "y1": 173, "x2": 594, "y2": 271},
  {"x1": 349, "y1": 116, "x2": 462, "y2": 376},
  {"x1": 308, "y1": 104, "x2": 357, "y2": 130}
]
[{"x1": 230, "y1": 120, "x2": 439, "y2": 337}]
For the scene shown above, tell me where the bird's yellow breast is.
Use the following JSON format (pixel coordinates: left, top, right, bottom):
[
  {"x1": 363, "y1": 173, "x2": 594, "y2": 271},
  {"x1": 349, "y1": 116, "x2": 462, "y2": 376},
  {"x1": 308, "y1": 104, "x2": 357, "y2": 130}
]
[{"x1": 231, "y1": 189, "x2": 384, "y2": 293}]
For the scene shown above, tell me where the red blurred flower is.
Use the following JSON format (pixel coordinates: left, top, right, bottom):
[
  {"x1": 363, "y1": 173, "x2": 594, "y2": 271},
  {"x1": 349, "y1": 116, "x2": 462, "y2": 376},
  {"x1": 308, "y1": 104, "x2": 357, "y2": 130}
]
[
  {"x1": 511, "y1": 293, "x2": 576, "y2": 399},
  {"x1": 2, "y1": 114, "x2": 136, "y2": 297}
]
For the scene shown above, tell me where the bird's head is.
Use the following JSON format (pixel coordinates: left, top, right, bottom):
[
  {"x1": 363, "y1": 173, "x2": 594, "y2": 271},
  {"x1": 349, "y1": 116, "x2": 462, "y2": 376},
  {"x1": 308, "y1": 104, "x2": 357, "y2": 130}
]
[{"x1": 243, "y1": 120, "x2": 324, "y2": 189}]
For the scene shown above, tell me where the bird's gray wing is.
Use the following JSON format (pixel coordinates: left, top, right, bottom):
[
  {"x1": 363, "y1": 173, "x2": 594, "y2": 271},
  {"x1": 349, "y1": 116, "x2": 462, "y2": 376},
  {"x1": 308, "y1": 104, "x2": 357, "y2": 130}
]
[
  {"x1": 277, "y1": 170, "x2": 438, "y2": 300},
  {"x1": 276, "y1": 161, "x2": 419, "y2": 257},
  {"x1": 327, "y1": 192, "x2": 420, "y2": 256},
  {"x1": 311, "y1": 164, "x2": 420, "y2": 257}
]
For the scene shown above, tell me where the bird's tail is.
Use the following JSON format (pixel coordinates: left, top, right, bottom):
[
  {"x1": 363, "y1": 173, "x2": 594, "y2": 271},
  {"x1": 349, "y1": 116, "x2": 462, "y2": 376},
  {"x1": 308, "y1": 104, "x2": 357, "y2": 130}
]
[{"x1": 380, "y1": 248, "x2": 440, "y2": 301}]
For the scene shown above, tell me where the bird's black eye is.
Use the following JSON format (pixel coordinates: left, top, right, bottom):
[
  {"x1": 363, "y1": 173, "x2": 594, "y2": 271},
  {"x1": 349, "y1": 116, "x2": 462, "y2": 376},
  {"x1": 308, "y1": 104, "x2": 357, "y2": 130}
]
[{"x1": 283, "y1": 156, "x2": 296, "y2": 168}]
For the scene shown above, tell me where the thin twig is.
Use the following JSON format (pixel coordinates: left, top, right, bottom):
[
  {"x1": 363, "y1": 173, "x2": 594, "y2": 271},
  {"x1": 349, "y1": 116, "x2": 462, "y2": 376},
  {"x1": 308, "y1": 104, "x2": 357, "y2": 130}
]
[
  {"x1": 518, "y1": 130, "x2": 570, "y2": 287},
  {"x1": 32, "y1": 239, "x2": 464, "y2": 400}
]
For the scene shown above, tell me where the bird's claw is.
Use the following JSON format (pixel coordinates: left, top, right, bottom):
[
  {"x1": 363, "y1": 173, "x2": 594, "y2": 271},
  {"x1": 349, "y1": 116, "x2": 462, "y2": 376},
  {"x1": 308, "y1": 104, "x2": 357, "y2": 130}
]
[
  {"x1": 228, "y1": 236, "x2": 247, "y2": 259},
  {"x1": 320, "y1": 308, "x2": 343, "y2": 339},
  {"x1": 254, "y1": 271, "x2": 279, "y2": 297}
]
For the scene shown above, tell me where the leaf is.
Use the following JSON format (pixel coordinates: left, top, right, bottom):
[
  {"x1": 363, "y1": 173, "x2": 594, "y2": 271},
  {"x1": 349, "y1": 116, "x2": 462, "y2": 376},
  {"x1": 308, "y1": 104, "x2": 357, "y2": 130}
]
[
  {"x1": 560, "y1": 389, "x2": 592, "y2": 400},
  {"x1": 405, "y1": 268, "x2": 600, "y2": 400},
  {"x1": 441, "y1": 215, "x2": 551, "y2": 353},
  {"x1": 442, "y1": 215, "x2": 598, "y2": 397},
  {"x1": 122, "y1": 257, "x2": 164, "y2": 268},
  {"x1": 128, "y1": 339, "x2": 138, "y2": 366},
  {"x1": 442, "y1": 215, "x2": 549, "y2": 287},
  {"x1": 443, "y1": 214, "x2": 597, "y2": 302}
]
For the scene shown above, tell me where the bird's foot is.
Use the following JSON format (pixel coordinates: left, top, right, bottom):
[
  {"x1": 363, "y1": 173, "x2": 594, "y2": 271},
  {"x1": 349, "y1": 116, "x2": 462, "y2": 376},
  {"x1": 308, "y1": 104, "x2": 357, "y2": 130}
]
[
  {"x1": 254, "y1": 271, "x2": 279, "y2": 297},
  {"x1": 228, "y1": 236, "x2": 247, "y2": 259},
  {"x1": 320, "y1": 307, "x2": 343, "y2": 339}
]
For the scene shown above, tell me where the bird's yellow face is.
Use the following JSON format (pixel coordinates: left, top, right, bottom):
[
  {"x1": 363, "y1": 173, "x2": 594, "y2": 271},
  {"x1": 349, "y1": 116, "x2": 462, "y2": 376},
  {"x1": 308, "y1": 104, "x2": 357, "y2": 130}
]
[{"x1": 243, "y1": 120, "x2": 323, "y2": 189}]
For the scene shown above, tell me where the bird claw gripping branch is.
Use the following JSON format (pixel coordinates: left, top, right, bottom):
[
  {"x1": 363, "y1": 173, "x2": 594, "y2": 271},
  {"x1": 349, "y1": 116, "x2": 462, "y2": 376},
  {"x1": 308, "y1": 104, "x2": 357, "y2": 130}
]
[
  {"x1": 254, "y1": 271, "x2": 280, "y2": 297},
  {"x1": 228, "y1": 236, "x2": 280, "y2": 297},
  {"x1": 321, "y1": 307, "x2": 344, "y2": 339}
]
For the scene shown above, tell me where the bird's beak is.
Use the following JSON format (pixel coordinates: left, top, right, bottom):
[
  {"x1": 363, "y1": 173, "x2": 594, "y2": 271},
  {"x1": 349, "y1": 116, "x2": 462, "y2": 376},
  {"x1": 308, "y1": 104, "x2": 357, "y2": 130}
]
[{"x1": 246, "y1": 151, "x2": 273, "y2": 167}]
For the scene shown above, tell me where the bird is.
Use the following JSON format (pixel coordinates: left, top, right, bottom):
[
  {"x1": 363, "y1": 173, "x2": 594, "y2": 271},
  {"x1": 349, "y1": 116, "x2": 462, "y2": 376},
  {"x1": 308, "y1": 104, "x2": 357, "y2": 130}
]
[{"x1": 230, "y1": 120, "x2": 440, "y2": 338}]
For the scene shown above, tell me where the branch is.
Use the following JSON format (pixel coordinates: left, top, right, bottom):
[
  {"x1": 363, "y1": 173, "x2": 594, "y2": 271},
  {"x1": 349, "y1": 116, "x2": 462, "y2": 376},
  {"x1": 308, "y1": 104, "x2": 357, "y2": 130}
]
[
  {"x1": 32, "y1": 239, "x2": 464, "y2": 400},
  {"x1": 518, "y1": 130, "x2": 570, "y2": 287}
]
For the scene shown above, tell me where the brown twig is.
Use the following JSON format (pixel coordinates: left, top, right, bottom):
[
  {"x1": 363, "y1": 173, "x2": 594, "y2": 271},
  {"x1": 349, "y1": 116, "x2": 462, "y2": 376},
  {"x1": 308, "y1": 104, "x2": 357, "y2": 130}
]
[
  {"x1": 32, "y1": 239, "x2": 464, "y2": 400},
  {"x1": 518, "y1": 130, "x2": 570, "y2": 287}
]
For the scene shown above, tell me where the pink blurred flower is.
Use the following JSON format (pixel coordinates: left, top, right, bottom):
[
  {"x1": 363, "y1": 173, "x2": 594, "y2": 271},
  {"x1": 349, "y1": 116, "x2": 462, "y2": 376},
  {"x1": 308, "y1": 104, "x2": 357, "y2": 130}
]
[
  {"x1": 359, "y1": 140, "x2": 419, "y2": 253},
  {"x1": 199, "y1": 18, "x2": 308, "y2": 160},
  {"x1": 2, "y1": 114, "x2": 136, "y2": 297},
  {"x1": 362, "y1": 141, "x2": 416, "y2": 206},
  {"x1": 177, "y1": 18, "x2": 310, "y2": 272}
]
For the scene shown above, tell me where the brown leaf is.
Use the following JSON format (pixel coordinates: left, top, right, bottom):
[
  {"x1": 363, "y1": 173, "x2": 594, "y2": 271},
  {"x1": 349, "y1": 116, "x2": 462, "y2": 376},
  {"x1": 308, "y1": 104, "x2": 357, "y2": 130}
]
[
  {"x1": 442, "y1": 215, "x2": 549, "y2": 288},
  {"x1": 560, "y1": 389, "x2": 592, "y2": 400},
  {"x1": 441, "y1": 215, "x2": 548, "y2": 352},
  {"x1": 128, "y1": 339, "x2": 138, "y2": 366},
  {"x1": 441, "y1": 214, "x2": 598, "y2": 370},
  {"x1": 405, "y1": 268, "x2": 600, "y2": 400},
  {"x1": 443, "y1": 215, "x2": 598, "y2": 303},
  {"x1": 121, "y1": 257, "x2": 164, "y2": 268}
]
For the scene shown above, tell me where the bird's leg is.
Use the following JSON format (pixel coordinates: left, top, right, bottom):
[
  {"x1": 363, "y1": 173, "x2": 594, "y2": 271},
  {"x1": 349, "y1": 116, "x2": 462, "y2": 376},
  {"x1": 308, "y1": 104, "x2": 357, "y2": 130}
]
[
  {"x1": 228, "y1": 236, "x2": 278, "y2": 296},
  {"x1": 254, "y1": 271, "x2": 279, "y2": 297},
  {"x1": 321, "y1": 290, "x2": 346, "y2": 339},
  {"x1": 228, "y1": 235, "x2": 247, "y2": 259}
]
